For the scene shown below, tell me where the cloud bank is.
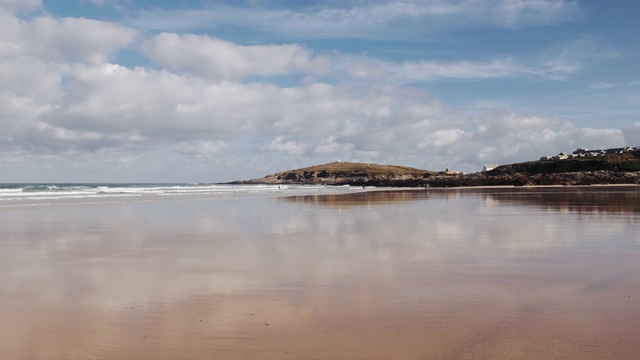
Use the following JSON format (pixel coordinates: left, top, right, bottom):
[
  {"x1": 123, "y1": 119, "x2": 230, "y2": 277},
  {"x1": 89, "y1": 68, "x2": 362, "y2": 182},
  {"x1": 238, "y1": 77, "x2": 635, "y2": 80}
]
[
  {"x1": 0, "y1": 0, "x2": 633, "y2": 182},
  {"x1": 128, "y1": 0, "x2": 583, "y2": 38}
]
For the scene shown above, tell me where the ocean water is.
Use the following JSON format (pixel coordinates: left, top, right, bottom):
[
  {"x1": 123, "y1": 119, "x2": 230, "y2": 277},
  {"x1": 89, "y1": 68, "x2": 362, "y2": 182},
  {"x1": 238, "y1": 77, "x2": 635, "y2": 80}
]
[{"x1": 0, "y1": 183, "x2": 368, "y2": 206}]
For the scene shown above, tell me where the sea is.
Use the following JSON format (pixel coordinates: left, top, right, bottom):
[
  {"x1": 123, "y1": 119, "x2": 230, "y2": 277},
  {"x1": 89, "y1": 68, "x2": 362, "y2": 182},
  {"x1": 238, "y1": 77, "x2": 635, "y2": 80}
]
[{"x1": 0, "y1": 182, "x2": 369, "y2": 207}]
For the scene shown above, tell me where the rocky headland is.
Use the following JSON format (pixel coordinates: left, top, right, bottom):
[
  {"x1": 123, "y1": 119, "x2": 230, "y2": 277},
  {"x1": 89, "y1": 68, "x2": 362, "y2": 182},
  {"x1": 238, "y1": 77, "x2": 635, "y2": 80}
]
[
  {"x1": 233, "y1": 162, "x2": 436, "y2": 186},
  {"x1": 232, "y1": 149, "x2": 640, "y2": 187}
]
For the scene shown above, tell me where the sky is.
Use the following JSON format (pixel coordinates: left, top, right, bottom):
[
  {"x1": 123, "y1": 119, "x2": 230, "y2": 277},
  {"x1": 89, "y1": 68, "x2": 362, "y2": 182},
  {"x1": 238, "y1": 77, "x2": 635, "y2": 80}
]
[{"x1": 1, "y1": 0, "x2": 639, "y2": 183}]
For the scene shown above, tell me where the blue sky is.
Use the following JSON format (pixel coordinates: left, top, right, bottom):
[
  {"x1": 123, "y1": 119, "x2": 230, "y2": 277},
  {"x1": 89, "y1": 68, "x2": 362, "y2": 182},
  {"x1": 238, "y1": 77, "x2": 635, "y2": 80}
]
[{"x1": 1, "y1": 0, "x2": 639, "y2": 182}]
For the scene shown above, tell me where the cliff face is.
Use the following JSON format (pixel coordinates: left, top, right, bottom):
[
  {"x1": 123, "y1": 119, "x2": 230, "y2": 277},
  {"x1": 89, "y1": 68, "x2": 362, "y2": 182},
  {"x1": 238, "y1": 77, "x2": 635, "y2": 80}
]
[{"x1": 232, "y1": 153, "x2": 640, "y2": 187}]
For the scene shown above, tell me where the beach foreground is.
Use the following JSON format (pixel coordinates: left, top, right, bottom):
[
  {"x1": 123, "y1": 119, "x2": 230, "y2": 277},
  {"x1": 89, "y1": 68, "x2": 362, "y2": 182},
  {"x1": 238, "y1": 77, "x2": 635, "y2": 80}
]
[{"x1": 1, "y1": 187, "x2": 639, "y2": 359}]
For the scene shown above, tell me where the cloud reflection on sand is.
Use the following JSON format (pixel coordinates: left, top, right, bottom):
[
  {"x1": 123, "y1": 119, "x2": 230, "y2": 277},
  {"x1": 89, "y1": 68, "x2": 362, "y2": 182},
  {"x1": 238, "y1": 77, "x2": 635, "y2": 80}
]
[
  {"x1": 2, "y1": 188, "x2": 638, "y2": 305},
  {"x1": 1, "y1": 188, "x2": 640, "y2": 359}
]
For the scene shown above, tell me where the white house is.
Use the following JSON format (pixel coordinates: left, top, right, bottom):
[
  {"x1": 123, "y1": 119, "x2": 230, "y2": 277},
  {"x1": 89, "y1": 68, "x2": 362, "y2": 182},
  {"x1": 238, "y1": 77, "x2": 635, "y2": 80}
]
[{"x1": 483, "y1": 164, "x2": 498, "y2": 172}]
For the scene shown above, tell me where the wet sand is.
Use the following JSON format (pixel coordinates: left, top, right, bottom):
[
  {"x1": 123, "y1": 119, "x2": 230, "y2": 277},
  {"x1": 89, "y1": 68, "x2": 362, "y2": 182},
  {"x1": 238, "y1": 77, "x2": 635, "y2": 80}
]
[{"x1": 1, "y1": 188, "x2": 640, "y2": 359}]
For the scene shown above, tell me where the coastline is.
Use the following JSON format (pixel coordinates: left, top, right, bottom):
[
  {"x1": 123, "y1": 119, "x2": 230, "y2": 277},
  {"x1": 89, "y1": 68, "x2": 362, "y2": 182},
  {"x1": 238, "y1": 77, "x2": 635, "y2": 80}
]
[
  {"x1": 236, "y1": 171, "x2": 640, "y2": 188},
  {"x1": 1, "y1": 182, "x2": 638, "y2": 210}
]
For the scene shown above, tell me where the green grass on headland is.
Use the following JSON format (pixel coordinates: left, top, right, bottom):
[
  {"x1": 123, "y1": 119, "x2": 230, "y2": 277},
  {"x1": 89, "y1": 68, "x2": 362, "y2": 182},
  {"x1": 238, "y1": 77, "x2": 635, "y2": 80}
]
[{"x1": 287, "y1": 162, "x2": 436, "y2": 177}]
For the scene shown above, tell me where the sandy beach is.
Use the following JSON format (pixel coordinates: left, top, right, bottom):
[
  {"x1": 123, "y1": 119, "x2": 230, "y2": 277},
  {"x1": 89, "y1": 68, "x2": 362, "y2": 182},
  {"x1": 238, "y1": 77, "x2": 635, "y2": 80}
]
[{"x1": 1, "y1": 187, "x2": 639, "y2": 359}]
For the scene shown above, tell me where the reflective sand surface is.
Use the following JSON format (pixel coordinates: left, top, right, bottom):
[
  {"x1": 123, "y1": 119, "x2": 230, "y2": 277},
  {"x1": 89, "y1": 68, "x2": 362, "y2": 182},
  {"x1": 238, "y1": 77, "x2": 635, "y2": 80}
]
[{"x1": 1, "y1": 187, "x2": 639, "y2": 359}]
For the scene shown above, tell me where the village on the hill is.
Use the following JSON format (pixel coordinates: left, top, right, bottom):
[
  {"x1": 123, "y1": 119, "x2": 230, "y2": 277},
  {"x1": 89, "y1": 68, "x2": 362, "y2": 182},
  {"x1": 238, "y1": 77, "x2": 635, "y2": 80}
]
[{"x1": 540, "y1": 147, "x2": 640, "y2": 161}]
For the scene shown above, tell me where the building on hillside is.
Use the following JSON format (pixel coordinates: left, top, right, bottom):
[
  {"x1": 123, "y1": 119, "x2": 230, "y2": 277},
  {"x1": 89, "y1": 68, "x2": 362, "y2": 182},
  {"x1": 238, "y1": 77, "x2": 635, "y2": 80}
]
[
  {"x1": 483, "y1": 164, "x2": 498, "y2": 172},
  {"x1": 540, "y1": 146, "x2": 640, "y2": 162},
  {"x1": 605, "y1": 147, "x2": 629, "y2": 154}
]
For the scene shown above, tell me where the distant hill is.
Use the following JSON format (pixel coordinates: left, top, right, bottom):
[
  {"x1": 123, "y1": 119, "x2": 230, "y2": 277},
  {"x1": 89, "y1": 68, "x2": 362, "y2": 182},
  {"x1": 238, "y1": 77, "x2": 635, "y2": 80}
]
[
  {"x1": 232, "y1": 150, "x2": 640, "y2": 187},
  {"x1": 231, "y1": 161, "x2": 436, "y2": 186}
]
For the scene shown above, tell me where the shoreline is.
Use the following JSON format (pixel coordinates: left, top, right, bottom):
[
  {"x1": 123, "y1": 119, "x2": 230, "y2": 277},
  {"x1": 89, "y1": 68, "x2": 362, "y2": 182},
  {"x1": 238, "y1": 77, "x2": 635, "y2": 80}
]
[
  {"x1": 316, "y1": 182, "x2": 640, "y2": 192},
  {"x1": 1, "y1": 182, "x2": 638, "y2": 212}
]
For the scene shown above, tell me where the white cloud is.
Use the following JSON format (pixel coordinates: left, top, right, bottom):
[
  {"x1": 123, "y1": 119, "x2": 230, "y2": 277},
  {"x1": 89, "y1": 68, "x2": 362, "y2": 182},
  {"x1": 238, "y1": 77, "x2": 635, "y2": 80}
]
[
  {"x1": 418, "y1": 129, "x2": 470, "y2": 148},
  {"x1": 15, "y1": 57, "x2": 621, "y2": 175},
  {"x1": 591, "y1": 82, "x2": 616, "y2": 89},
  {"x1": 338, "y1": 36, "x2": 605, "y2": 83},
  {"x1": 0, "y1": 8, "x2": 137, "y2": 64},
  {"x1": 79, "y1": 0, "x2": 107, "y2": 6},
  {"x1": 622, "y1": 123, "x2": 640, "y2": 146},
  {"x1": 0, "y1": 58, "x2": 64, "y2": 101},
  {"x1": 173, "y1": 141, "x2": 228, "y2": 156},
  {"x1": 491, "y1": 0, "x2": 582, "y2": 27},
  {"x1": 0, "y1": 1, "x2": 631, "y2": 182},
  {"x1": 400, "y1": 58, "x2": 524, "y2": 80},
  {"x1": 312, "y1": 136, "x2": 355, "y2": 156},
  {"x1": 261, "y1": 136, "x2": 309, "y2": 155},
  {"x1": 0, "y1": 56, "x2": 627, "y2": 178},
  {"x1": 0, "y1": 0, "x2": 41, "y2": 13},
  {"x1": 340, "y1": 56, "x2": 542, "y2": 83},
  {"x1": 142, "y1": 33, "x2": 315, "y2": 80},
  {"x1": 26, "y1": 16, "x2": 137, "y2": 64},
  {"x1": 445, "y1": 110, "x2": 625, "y2": 168},
  {"x1": 36, "y1": 121, "x2": 102, "y2": 141},
  {"x1": 127, "y1": 0, "x2": 582, "y2": 39}
]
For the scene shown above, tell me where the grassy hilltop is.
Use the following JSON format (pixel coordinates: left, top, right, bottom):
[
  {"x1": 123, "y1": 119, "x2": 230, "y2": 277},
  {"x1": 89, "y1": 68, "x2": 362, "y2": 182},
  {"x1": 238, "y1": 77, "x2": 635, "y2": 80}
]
[
  {"x1": 233, "y1": 161, "x2": 435, "y2": 186},
  {"x1": 285, "y1": 162, "x2": 435, "y2": 177}
]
